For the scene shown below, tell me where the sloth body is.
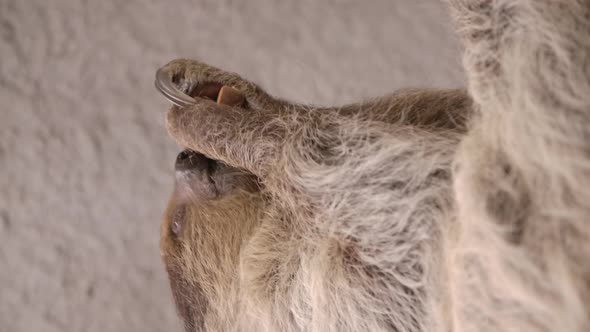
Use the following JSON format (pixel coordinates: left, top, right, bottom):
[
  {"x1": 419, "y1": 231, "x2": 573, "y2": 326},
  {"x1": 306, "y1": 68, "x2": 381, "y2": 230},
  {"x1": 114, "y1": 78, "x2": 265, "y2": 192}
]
[{"x1": 160, "y1": 1, "x2": 590, "y2": 331}]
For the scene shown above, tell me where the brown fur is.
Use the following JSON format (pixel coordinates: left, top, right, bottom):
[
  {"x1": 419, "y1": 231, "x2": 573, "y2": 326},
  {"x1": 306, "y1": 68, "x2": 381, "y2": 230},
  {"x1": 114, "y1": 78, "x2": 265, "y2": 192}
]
[{"x1": 160, "y1": 1, "x2": 590, "y2": 331}]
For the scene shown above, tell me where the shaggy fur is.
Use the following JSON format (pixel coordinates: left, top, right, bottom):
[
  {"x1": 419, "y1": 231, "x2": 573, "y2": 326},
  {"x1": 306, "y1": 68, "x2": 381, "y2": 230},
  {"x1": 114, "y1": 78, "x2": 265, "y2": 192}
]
[
  {"x1": 449, "y1": 1, "x2": 590, "y2": 331},
  {"x1": 160, "y1": 1, "x2": 590, "y2": 331}
]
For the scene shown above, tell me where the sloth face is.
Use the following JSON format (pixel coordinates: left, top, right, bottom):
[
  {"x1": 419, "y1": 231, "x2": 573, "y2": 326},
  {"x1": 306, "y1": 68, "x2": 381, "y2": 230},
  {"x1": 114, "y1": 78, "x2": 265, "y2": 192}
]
[{"x1": 160, "y1": 149, "x2": 263, "y2": 331}]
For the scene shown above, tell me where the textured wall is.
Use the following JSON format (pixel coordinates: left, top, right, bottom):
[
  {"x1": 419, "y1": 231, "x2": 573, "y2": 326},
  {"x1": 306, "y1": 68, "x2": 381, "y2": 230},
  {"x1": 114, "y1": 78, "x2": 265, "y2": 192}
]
[{"x1": 0, "y1": 1, "x2": 463, "y2": 331}]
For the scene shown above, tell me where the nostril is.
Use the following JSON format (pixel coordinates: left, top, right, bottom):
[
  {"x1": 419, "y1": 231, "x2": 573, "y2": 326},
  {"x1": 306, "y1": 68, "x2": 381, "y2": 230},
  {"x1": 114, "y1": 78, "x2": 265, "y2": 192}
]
[
  {"x1": 175, "y1": 149, "x2": 199, "y2": 171},
  {"x1": 177, "y1": 150, "x2": 191, "y2": 162},
  {"x1": 174, "y1": 150, "x2": 220, "y2": 199},
  {"x1": 175, "y1": 149, "x2": 215, "y2": 175}
]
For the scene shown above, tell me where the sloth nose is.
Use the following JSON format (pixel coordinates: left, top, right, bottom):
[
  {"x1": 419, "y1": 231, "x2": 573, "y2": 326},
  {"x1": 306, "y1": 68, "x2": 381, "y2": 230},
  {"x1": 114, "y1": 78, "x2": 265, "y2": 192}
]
[
  {"x1": 175, "y1": 149, "x2": 212, "y2": 173},
  {"x1": 174, "y1": 149, "x2": 220, "y2": 200}
]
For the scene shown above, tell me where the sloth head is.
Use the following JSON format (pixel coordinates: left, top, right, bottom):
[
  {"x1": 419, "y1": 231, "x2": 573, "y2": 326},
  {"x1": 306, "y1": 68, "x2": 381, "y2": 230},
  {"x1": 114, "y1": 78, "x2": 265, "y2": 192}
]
[{"x1": 160, "y1": 149, "x2": 263, "y2": 331}]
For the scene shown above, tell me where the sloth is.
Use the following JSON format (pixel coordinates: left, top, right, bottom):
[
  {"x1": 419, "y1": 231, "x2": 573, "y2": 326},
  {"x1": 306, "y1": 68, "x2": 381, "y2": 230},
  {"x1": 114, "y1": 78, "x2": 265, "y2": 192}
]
[{"x1": 159, "y1": 1, "x2": 590, "y2": 331}]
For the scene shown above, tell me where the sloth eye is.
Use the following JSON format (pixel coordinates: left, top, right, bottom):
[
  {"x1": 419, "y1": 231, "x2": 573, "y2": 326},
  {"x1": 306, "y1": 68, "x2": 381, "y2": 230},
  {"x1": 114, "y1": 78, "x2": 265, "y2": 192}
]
[{"x1": 171, "y1": 206, "x2": 186, "y2": 236}]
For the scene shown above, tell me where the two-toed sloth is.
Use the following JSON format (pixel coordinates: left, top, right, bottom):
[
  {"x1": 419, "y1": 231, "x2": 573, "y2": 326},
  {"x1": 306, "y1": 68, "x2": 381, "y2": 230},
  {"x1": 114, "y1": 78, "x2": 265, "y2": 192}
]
[{"x1": 159, "y1": 1, "x2": 590, "y2": 331}]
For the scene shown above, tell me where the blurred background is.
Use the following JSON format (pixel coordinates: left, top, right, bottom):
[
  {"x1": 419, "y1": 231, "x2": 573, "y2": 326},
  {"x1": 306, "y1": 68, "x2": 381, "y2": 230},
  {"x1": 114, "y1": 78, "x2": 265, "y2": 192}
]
[{"x1": 0, "y1": 0, "x2": 464, "y2": 331}]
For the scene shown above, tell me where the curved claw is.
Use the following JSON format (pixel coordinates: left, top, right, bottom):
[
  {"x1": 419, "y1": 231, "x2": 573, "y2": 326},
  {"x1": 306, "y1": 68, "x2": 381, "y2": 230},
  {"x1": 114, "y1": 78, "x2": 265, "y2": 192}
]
[{"x1": 154, "y1": 66, "x2": 197, "y2": 108}]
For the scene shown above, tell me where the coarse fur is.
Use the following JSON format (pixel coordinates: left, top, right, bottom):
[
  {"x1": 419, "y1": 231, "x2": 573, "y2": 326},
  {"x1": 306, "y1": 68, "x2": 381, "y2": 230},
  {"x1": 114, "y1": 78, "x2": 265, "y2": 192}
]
[
  {"x1": 449, "y1": 1, "x2": 590, "y2": 331},
  {"x1": 159, "y1": 1, "x2": 590, "y2": 331},
  {"x1": 162, "y1": 83, "x2": 470, "y2": 331}
]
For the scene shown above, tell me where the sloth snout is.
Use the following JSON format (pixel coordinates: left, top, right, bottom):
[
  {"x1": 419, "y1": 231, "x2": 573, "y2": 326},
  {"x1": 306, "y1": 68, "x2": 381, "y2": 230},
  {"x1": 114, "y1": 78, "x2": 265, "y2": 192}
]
[
  {"x1": 174, "y1": 149, "x2": 219, "y2": 200},
  {"x1": 175, "y1": 149, "x2": 213, "y2": 174}
]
